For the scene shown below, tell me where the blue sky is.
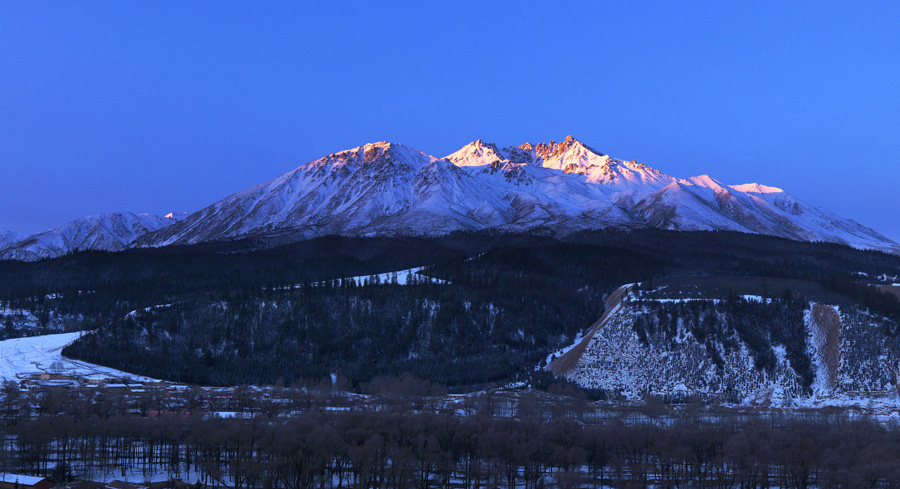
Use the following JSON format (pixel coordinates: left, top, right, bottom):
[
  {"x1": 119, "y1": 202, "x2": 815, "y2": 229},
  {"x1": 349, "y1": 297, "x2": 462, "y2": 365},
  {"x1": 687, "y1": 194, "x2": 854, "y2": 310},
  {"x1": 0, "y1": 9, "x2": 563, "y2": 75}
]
[{"x1": 1, "y1": 2, "x2": 899, "y2": 241}]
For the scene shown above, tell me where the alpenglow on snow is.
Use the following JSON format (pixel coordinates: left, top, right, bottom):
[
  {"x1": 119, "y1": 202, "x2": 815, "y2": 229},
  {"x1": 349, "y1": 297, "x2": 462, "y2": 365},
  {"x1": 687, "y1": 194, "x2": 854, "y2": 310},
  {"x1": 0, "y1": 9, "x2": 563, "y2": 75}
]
[
  {"x1": 132, "y1": 136, "x2": 897, "y2": 253},
  {"x1": 2, "y1": 136, "x2": 897, "y2": 260}
]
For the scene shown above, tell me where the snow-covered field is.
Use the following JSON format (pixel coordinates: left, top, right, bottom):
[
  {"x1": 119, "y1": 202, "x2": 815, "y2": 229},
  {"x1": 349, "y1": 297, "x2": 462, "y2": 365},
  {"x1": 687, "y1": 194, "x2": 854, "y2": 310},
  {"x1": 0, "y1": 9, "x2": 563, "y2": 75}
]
[
  {"x1": 273, "y1": 265, "x2": 449, "y2": 290},
  {"x1": 0, "y1": 332, "x2": 162, "y2": 383},
  {"x1": 339, "y1": 266, "x2": 448, "y2": 285}
]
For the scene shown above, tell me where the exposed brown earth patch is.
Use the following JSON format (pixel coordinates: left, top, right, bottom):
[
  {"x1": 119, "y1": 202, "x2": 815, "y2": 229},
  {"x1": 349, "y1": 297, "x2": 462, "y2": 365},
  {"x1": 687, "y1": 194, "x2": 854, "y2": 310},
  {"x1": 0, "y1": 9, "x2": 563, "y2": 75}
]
[
  {"x1": 548, "y1": 284, "x2": 633, "y2": 376},
  {"x1": 810, "y1": 304, "x2": 841, "y2": 391},
  {"x1": 878, "y1": 284, "x2": 900, "y2": 300}
]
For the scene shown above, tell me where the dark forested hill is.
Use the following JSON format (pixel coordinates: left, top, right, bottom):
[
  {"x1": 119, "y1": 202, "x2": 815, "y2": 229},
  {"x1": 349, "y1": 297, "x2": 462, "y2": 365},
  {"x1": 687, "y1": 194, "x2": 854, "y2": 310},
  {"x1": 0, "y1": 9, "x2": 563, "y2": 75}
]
[{"x1": 1, "y1": 230, "x2": 899, "y2": 391}]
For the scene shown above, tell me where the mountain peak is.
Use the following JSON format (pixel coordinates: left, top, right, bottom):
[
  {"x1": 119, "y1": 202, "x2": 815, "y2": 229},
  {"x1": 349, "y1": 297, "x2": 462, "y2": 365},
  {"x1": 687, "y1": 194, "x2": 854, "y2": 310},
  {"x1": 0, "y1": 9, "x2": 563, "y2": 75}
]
[
  {"x1": 731, "y1": 182, "x2": 784, "y2": 194},
  {"x1": 311, "y1": 141, "x2": 436, "y2": 173},
  {"x1": 334, "y1": 141, "x2": 410, "y2": 158},
  {"x1": 462, "y1": 138, "x2": 500, "y2": 152},
  {"x1": 560, "y1": 134, "x2": 595, "y2": 150},
  {"x1": 445, "y1": 139, "x2": 504, "y2": 167},
  {"x1": 359, "y1": 141, "x2": 403, "y2": 158},
  {"x1": 503, "y1": 136, "x2": 612, "y2": 176},
  {"x1": 164, "y1": 212, "x2": 190, "y2": 221},
  {"x1": 686, "y1": 174, "x2": 728, "y2": 190},
  {"x1": 362, "y1": 140, "x2": 399, "y2": 151},
  {"x1": 516, "y1": 136, "x2": 604, "y2": 161}
]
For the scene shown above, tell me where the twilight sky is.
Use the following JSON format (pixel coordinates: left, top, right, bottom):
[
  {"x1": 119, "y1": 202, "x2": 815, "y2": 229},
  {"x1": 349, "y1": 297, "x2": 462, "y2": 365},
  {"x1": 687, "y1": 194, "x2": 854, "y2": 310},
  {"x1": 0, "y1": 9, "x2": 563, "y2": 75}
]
[{"x1": 1, "y1": 2, "x2": 899, "y2": 241}]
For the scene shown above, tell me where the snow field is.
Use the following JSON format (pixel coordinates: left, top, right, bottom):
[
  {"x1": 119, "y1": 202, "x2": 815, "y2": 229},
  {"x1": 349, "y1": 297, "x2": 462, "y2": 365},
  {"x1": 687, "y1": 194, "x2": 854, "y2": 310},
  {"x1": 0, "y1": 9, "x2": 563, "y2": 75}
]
[{"x1": 0, "y1": 332, "x2": 162, "y2": 384}]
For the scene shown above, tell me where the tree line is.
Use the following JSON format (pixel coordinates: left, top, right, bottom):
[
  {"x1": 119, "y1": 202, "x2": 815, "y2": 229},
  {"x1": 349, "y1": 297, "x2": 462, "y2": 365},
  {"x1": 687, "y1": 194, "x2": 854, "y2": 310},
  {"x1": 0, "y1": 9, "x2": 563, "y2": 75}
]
[
  {"x1": 632, "y1": 294, "x2": 813, "y2": 391},
  {"x1": 4, "y1": 230, "x2": 899, "y2": 389},
  {"x1": 2, "y1": 407, "x2": 900, "y2": 489},
  {"x1": 61, "y1": 244, "x2": 664, "y2": 388}
]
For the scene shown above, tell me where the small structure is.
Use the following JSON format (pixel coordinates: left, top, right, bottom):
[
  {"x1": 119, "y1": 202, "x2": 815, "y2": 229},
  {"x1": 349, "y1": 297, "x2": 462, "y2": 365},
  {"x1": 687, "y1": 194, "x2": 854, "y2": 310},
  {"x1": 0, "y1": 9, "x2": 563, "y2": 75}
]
[
  {"x1": 104, "y1": 481, "x2": 180, "y2": 489},
  {"x1": 39, "y1": 373, "x2": 73, "y2": 381},
  {"x1": 22, "y1": 379, "x2": 80, "y2": 389},
  {"x1": 105, "y1": 482, "x2": 147, "y2": 489},
  {"x1": 148, "y1": 480, "x2": 183, "y2": 489},
  {"x1": 0, "y1": 474, "x2": 55, "y2": 489}
]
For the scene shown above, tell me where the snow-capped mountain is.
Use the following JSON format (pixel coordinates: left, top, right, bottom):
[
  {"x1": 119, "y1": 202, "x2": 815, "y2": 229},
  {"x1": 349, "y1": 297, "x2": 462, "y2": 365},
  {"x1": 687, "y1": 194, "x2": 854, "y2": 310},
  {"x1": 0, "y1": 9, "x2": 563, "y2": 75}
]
[
  {"x1": 134, "y1": 141, "x2": 516, "y2": 246},
  {"x1": 133, "y1": 136, "x2": 898, "y2": 254},
  {"x1": 0, "y1": 212, "x2": 186, "y2": 261},
  {"x1": 4, "y1": 137, "x2": 894, "y2": 260}
]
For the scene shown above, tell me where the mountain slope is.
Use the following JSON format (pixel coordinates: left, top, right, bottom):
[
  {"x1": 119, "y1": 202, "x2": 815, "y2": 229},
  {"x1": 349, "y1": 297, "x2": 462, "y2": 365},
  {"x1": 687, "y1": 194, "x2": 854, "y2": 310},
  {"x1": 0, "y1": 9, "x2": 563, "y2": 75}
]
[
  {"x1": 133, "y1": 136, "x2": 897, "y2": 254},
  {"x1": 552, "y1": 286, "x2": 900, "y2": 407},
  {"x1": 0, "y1": 231, "x2": 24, "y2": 251},
  {"x1": 632, "y1": 175, "x2": 898, "y2": 250},
  {"x1": 137, "y1": 142, "x2": 514, "y2": 246},
  {"x1": 0, "y1": 212, "x2": 184, "y2": 261}
]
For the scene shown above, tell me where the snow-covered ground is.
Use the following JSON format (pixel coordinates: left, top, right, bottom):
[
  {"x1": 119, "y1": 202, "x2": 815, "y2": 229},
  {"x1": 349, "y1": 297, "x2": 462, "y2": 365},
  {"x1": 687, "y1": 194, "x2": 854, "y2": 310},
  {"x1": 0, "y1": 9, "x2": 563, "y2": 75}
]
[
  {"x1": 644, "y1": 297, "x2": 722, "y2": 304},
  {"x1": 742, "y1": 294, "x2": 773, "y2": 303},
  {"x1": 338, "y1": 266, "x2": 448, "y2": 285},
  {"x1": 0, "y1": 332, "x2": 162, "y2": 383},
  {"x1": 126, "y1": 302, "x2": 177, "y2": 318},
  {"x1": 80, "y1": 467, "x2": 207, "y2": 486},
  {"x1": 553, "y1": 285, "x2": 900, "y2": 412},
  {"x1": 273, "y1": 265, "x2": 449, "y2": 290},
  {"x1": 0, "y1": 306, "x2": 38, "y2": 328}
]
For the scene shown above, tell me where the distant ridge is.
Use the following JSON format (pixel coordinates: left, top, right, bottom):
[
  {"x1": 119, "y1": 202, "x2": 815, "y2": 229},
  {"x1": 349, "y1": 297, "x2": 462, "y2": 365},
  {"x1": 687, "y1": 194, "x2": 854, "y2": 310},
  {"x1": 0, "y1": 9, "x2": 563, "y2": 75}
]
[
  {"x1": 0, "y1": 212, "x2": 185, "y2": 261},
  {"x1": 133, "y1": 137, "x2": 899, "y2": 255},
  {"x1": 2, "y1": 137, "x2": 897, "y2": 261}
]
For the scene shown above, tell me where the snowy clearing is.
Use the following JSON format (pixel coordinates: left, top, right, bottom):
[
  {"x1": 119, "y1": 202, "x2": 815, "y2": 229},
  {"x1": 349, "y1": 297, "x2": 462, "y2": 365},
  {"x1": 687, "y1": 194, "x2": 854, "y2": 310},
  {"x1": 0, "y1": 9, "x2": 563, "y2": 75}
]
[
  {"x1": 644, "y1": 297, "x2": 722, "y2": 304},
  {"x1": 338, "y1": 266, "x2": 448, "y2": 285},
  {"x1": 0, "y1": 332, "x2": 163, "y2": 384},
  {"x1": 273, "y1": 265, "x2": 449, "y2": 290}
]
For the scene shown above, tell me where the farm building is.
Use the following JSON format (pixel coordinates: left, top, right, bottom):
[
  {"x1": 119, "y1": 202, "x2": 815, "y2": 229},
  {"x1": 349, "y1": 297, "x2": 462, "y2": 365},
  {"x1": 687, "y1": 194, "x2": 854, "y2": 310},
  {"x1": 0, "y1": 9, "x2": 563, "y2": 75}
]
[{"x1": 0, "y1": 474, "x2": 54, "y2": 489}]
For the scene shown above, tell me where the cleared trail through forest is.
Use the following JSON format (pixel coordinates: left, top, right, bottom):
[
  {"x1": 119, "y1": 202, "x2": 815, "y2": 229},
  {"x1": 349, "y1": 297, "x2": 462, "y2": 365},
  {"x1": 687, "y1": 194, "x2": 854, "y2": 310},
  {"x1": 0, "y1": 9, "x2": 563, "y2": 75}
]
[{"x1": 548, "y1": 284, "x2": 633, "y2": 376}]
